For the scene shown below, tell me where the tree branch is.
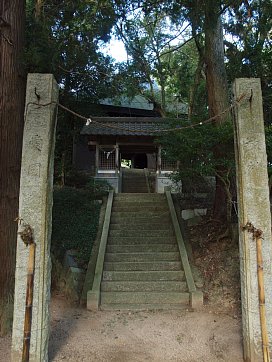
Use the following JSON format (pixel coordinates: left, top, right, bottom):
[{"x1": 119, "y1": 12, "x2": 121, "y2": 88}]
[{"x1": 160, "y1": 34, "x2": 200, "y2": 57}]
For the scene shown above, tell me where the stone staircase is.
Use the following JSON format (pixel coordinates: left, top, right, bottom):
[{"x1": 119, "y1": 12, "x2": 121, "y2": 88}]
[
  {"x1": 122, "y1": 169, "x2": 149, "y2": 193},
  {"x1": 100, "y1": 193, "x2": 190, "y2": 310}
]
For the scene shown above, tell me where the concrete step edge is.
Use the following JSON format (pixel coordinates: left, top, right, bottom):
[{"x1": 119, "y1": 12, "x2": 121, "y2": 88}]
[
  {"x1": 107, "y1": 239, "x2": 177, "y2": 245},
  {"x1": 100, "y1": 291, "x2": 190, "y2": 304},
  {"x1": 109, "y1": 231, "x2": 174, "y2": 237},
  {"x1": 105, "y1": 252, "x2": 181, "y2": 262},
  {"x1": 100, "y1": 303, "x2": 190, "y2": 311},
  {"x1": 102, "y1": 270, "x2": 185, "y2": 281},
  {"x1": 109, "y1": 225, "x2": 173, "y2": 230},
  {"x1": 106, "y1": 245, "x2": 179, "y2": 252},
  {"x1": 101, "y1": 281, "x2": 188, "y2": 292},
  {"x1": 104, "y1": 261, "x2": 183, "y2": 271}
]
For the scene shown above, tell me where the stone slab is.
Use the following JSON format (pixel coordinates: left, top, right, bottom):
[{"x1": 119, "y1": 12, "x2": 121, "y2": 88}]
[
  {"x1": 11, "y1": 74, "x2": 58, "y2": 362},
  {"x1": 181, "y1": 209, "x2": 195, "y2": 220},
  {"x1": 233, "y1": 78, "x2": 272, "y2": 361}
]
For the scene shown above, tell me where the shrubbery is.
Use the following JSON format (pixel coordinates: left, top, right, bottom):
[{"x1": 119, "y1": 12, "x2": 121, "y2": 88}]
[{"x1": 51, "y1": 186, "x2": 101, "y2": 265}]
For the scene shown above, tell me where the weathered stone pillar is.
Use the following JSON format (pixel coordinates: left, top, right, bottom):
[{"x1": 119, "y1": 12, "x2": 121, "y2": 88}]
[
  {"x1": 115, "y1": 144, "x2": 119, "y2": 170},
  {"x1": 11, "y1": 74, "x2": 58, "y2": 362},
  {"x1": 157, "y1": 145, "x2": 161, "y2": 174},
  {"x1": 95, "y1": 144, "x2": 99, "y2": 173},
  {"x1": 233, "y1": 78, "x2": 272, "y2": 361}
]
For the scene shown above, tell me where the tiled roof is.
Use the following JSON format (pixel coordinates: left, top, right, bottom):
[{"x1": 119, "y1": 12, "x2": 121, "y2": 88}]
[{"x1": 81, "y1": 117, "x2": 169, "y2": 136}]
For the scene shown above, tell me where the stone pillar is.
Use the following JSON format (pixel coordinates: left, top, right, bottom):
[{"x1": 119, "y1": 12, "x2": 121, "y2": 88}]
[
  {"x1": 95, "y1": 144, "x2": 99, "y2": 173},
  {"x1": 233, "y1": 78, "x2": 272, "y2": 361},
  {"x1": 11, "y1": 74, "x2": 58, "y2": 362},
  {"x1": 157, "y1": 145, "x2": 162, "y2": 174},
  {"x1": 115, "y1": 144, "x2": 119, "y2": 170}
]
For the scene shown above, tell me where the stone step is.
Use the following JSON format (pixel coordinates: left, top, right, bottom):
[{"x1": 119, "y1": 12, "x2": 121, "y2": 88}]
[
  {"x1": 122, "y1": 183, "x2": 147, "y2": 185},
  {"x1": 111, "y1": 208, "x2": 170, "y2": 215},
  {"x1": 100, "y1": 303, "x2": 189, "y2": 311},
  {"x1": 122, "y1": 181, "x2": 145, "y2": 183},
  {"x1": 109, "y1": 223, "x2": 172, "y2": 231},
  {"x1": 105, "y1": 252, "x2": 180, "y2": 263},
  {"x1": 102, "y1": 270, "x2": 185, "y2": 281},
  {"x1": 104, "y1": 261, "x2": 182, "y2": 271},
  {"x1": 115, "y1": 193, "x2": 165, "y2": 200},
  {"x1": 122, "y1": 182, "x2": 147, "y2": 186},
  {"x1": 106, "y1": 244, "x2": 178, "y2": 253},
  {"x1": 100, "y1": 291, "x2": 190, "y2": 305},
  {"x1": 122, "y1": 180, "x2": 146, "y2": 182},
  {"x1": 111, "y1": 213, "x2": 172, "y2": 225},
  {"x1": 121, "y1": 189, "x2": 149, "y2": 193},
  {"x1": 107, "y1": 236, "x2": 177, "y2": 245},
  {"x1": 123, "y1": 174, "x2": 145, "y2": 177},
  {"x1": 122, "y1": 185, "x2": 147, "y2": 189},
  {"x1": 92, "y1": 187, "x2": 198, "y2": 311},
  {"x1": 112, "y1": 205, "x2": 168, "y2": 212},
  {"x1": 122, "y1": 176, "x2": 146, "y2": 179},
  {"x1": 122, "y1": 190, "x2": 148, "y2": 193},
  {"x1": 101, "y1": 281, "x2": 188, "y2": 292},
  {"x1": 109, "y1": 229, "x2": 174, "y2": 237},
  {"x1": 113, "y1": 200, "x2": 167, "y2": 207},
  {"x1": 122, "y1": 180, "x2": 147, "y2": 182}
]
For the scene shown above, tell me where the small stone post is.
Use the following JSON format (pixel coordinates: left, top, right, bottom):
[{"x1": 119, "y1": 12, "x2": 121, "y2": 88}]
[
  {"x1": 115, "y1": 144, "x2": 119, "y2": 170},
  {"x1": 11, "y1": 74, "x2": 58, "y2": 362},
  {"x1": 233, "y1": 78, "x2": 272, "y2": 361},
  {"x1": 95, "y1": 144, "x2": 99, "y2": 173}
]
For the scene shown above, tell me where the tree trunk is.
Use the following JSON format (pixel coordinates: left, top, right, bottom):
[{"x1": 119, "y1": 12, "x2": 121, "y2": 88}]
[
  {"x1": 204, "y1": 1, "x2": 231, "y2": 220},
  {"x1": 35, "y1": 0, "x2": 43, "y2": 20},
  {"x1": 188, "y1": 57, "x2": 204, "y2": 119},
  {"x1": 0, "y1": 1, "x2": 26, "y2": 334},
  {"x1": 205, "y1": 1, "x2": 230, "y2": 125}
]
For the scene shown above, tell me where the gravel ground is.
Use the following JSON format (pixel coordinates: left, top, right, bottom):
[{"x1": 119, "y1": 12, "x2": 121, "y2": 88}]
[{"x1": 0, "y1": 294, "x2": 243, "y2": 361}]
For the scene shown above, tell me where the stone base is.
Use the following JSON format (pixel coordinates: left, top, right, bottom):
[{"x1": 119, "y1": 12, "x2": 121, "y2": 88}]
[
  {"x1": 87, "y1": 290, "x2": 100, "y2": 311},
  {"x1": 190, "y1": 291, "x2": 203, "y2": 309},
  {"x1": 156, "y1": 176, "x2": 182, "y2": 193}
]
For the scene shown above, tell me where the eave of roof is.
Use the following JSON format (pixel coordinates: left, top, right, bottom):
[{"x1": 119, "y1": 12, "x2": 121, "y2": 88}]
[{"x1": 81, "y1": 117, "x2": 169, "y2": 136}]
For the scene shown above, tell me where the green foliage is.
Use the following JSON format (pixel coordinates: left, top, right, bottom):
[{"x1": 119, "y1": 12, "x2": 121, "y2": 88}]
[
  {"x1": 159, "y1": 120, "x2": 235, "y2": 181},
  {"x1": 114, "y1": 5, "x2": 191, "y2": 114},
  {"x1": 25, "y1": 0, "x2": 121, "y2": 179},
  {"x1": 224, "y1": 0, "x2": 272, "y2": 122},
  {"x1": 86, "y1": 178, "x2": 113, "y2": 198},
  {"x1": 51, "y1": 187, "x2": 101, "y2": 264},
  {"x1": 25, "y1": 0, "x2": 116, "y2": 80},
  {"x1": 163, "y1": 41, "x2": 207, "y2": 117},
  {"x1": 59, "y1": 169, "x2": 91, "y2": 188}
]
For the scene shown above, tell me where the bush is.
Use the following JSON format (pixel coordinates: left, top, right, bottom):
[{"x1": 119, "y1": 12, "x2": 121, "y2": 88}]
[
  {"x1": 51, "y1": 186, "x2": 101, "y2": 265},
  {"x1": 86, "y1": 178, "x2": 112, "y2": 198}
]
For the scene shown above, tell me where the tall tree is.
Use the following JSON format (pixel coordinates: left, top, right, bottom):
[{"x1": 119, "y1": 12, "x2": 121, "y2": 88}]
[
  {"x1": 204, "y1": 1, "x2": 232, "y2": 220},
  {"x1": 25, "y1": 0, "x2": 118, "y2": 182},
  {"x1": 114, "y1": 4, "x2": 190, "y2": 115},
  {"x1": 204, "y1": 1, "x2": 230, "y2": 124},
  {"x1": 224, "y1": 0, "x2": 272, "y2": 122},
  {"x1": 0, "y1": 0, "x2": 26, "y2": 334},
  {"x1": 114, "y1": 0, "x2": 233, "y2": 220}
]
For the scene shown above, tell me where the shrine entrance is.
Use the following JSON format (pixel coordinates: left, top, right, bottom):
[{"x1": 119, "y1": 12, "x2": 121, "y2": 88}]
[
  {"x1": 134, "y1": 153, "x2": 147, "y2": 168},
  {"x1": 77, "y1": 117, "x2": 178, "y2": 192}
]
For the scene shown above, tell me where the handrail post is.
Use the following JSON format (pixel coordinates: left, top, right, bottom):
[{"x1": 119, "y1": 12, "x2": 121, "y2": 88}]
[
  {"x1": 87, "y1": 190, "x2": 114, "y2": 310},
  {"x1": 165, "y1": 191, "x2": 203, "y2": 309}
]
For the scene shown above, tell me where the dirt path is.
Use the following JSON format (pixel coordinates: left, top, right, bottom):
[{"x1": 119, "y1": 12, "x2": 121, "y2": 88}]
[{"x1": 0, "y1": 295, "x2": 243, "y2": 361}]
